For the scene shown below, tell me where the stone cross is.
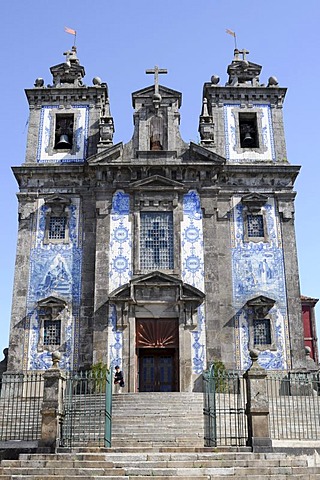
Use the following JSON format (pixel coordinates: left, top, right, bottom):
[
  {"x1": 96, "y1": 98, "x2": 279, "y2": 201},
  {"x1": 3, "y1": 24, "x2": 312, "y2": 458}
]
[
  {"x1": 239, "y1": 49, "x2": 250, "y2": 61},
  {"x1": 146, "y1": 65, "x2": 168, "y2": 94}
]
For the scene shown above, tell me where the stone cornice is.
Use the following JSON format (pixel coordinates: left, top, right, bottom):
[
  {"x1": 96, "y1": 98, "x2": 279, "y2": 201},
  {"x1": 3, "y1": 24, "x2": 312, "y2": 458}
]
[
  {"x1": 203, "y1": 84, "x2": 287, "y2": 108},
  {"x1": 25, "y1": 85, "x2": 108, "y2": 107}
]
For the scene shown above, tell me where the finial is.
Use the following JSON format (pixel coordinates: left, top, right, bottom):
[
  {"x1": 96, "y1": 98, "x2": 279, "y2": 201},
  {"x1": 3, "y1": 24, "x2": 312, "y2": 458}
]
[
  {"x1": 51, "y1": 351, "x2": 61, "y2": 369},
  {"x1": 267, "y1": 76, "x2": 279, "y2": 87},
  {"x1": 93, "y1": 77, "x2": 102, "y2": 86},
  {"x1": 201, "y1": 98, "x2": 209, "y2": 117},
  {"x1": 34, "y1": 78, "x2": 44, "y2": 88},
  {"x1": 211, "y1": 75, "x2": 220, "y2": 85},
  {"x1": 249, "y1": 349, "x2": 261, "y2": 370}
]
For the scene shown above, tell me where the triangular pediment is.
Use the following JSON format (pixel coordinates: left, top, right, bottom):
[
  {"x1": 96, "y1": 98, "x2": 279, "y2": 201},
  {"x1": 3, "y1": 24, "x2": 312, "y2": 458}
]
[
  {"x1": 132, "y1": 85, "x2": 182, "y2": 107},
  {"x1": 87, "y1": 142, "x2": 123, "y2": 165},
  {"x1": 44, "y1": 194, "x2": 70, "y2": 206},
  {"x1": 242, "y1": 193, "x2": 268, "y2": 212},
  {"x1": 109, "y1": 272, "x2": 205, "y2": 304},
  {"x1": 131, "y1": 271, "x2": 182, "y2": 286},
  {"x1": 247, "y1": 295, "x2": 275, "y2": 308},
  {"x1": 37, "y1": 296, "x2": 67, "y2": 307},
  {"x1": 129, "y1": 175, "x2": 184, "y2": 190},
  {"x1": 189, "y1": 142, "x2": 226, "y2": 164},
  {"x1": 242, "y1": 193, "x2": 268, "y2": 203}
]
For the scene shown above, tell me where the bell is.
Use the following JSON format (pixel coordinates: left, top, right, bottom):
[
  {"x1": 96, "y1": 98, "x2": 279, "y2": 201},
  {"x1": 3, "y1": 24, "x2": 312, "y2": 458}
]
[
  {"x1": 56, "y1": 134, "x2": 71, "y2": 149},
  {"x1": 242, "y1": 131, "x2": 254, "y2": 147}
]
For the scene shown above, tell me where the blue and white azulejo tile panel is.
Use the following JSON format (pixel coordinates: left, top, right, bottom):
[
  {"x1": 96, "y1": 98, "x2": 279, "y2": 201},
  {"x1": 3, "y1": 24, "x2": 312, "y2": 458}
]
[
  {"x1": 37, "y1": 105, "x2": 89, "y2": 164},
  {"x1": 108, "y1": 191, "x2": 132, "y2": 369},
  {"x1": 26, "y1": 198, "x2": 82, "y2": 371},
  {"x1": 231, "y1": 196, "x2": 289, "y2": 370},
  {"x1": 224, "y1": 104, "x2": 275, "y2": 163},
  {"x1": 181, "y1": 190, "x2": 206, "y2": 373}
]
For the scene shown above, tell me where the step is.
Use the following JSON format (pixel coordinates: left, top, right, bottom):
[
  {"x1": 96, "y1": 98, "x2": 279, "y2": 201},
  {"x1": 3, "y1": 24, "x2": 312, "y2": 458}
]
[{"x1": 2, "y1": 451, "x2": 320, "y2": 480}]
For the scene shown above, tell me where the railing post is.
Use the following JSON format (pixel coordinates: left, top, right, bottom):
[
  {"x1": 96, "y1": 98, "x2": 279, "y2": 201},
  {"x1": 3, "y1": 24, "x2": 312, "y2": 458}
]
[
  {"x1": 104, "y1": 368, "x2": 112, "y2": 447},
  {"x1": 39, "y1": 352, "x2": 65, "y2": 452},
  {"x1": 244, "y1": 349, "x2": 272, "y2": 452}
]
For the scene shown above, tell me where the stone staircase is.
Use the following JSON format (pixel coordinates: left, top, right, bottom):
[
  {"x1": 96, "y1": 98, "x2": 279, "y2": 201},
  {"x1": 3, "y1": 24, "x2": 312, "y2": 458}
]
[
  {"x1": 1, "y1": 391, "x2": 320, "y2": 478},
  {"x1": 111, "y1": 392, "x2": 205, "y2": 448},
  {"x1": 1, "y1": 450, "x2": 320, "y2": 479}
]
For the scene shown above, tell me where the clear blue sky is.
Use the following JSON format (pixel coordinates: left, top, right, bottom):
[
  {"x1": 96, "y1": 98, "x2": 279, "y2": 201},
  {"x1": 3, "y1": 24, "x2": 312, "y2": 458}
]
[{"x1": 0, "y1": 0, "x2": 319, "y2": 361}]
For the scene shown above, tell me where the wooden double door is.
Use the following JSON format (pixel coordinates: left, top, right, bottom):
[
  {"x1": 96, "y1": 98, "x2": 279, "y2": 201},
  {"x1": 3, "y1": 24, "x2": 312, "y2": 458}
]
[{"x1": 136, "y1": 318, "x2": 179, "y2": 392}]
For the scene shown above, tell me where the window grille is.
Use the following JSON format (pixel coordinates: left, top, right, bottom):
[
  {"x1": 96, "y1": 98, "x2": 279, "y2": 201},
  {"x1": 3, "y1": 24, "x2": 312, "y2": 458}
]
[
  {"x1": 254, "y1": 318, "x2": 271, "y2": 345},
  {"x1": 44, "y1": 320, "x2": 61, "y2": 346},
  {"x1": 49, "y1": 216, "x2": 66, "y2": 240},
  {"x1": 247, "y1": 214, "x2": 264, "y2": 237},
  {"x1": 140, "y1": 212, "x2": 174, "y2": 270}
]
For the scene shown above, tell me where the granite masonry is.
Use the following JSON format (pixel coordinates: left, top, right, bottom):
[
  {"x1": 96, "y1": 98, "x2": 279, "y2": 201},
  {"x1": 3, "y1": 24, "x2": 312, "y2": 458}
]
[{"x1": 7, "y1": 47, "x2": 306, "y2": 391}]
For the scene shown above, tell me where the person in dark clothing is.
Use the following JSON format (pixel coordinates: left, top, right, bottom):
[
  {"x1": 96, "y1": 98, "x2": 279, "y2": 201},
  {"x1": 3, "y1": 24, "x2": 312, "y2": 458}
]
[{"x1": 114, "y1": 365, "x2": 124, "y2": 393}]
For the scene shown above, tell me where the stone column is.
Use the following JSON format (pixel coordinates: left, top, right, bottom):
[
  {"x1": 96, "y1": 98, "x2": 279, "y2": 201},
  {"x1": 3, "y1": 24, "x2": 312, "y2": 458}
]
[
  {"x1": 244, "y1": 350, "x2": 272, "y2": 452},
  {"x1": 39, "y1": 353, "x2": 66, "y2": 452}
]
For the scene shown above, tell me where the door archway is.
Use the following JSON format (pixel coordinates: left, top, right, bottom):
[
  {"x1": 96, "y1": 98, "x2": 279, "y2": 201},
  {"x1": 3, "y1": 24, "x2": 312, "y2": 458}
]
[{"x1": 137, "y1": 318, "x2": 179, "y2": 392}]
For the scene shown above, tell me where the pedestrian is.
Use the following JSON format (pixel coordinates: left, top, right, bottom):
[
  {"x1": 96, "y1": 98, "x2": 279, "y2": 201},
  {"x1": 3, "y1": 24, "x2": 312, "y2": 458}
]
[{"x1": 114, "y1": 365, "x2": 124, "y2": 393}]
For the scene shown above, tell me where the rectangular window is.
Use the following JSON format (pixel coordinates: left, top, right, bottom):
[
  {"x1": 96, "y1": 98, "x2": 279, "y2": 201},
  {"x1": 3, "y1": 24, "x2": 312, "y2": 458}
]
[
  {"x1": 247, "y1": 214, "x2": 264, "y2": 238},
  {"x1": 49, "y1": 216, "x2": 67, "y2": 240},
  {"x1": 239, "y1": 112, "x2": 259, "y2": 148},
  {"x1": 44, "y1": 320, "x2": 61, "y2": 346},
  {"x1": 140, "y1": 212, "x2": 174, "y2": 270},
  {"x1": 254, "y1": 319, "x2": 271, "y2": 346}
]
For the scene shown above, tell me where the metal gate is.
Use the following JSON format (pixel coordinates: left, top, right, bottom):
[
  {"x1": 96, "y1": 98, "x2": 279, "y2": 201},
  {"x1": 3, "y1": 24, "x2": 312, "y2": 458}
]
[
  {"x1": 0, "y1": 372, "x2": 44, "y2": 441},
  {"x1": 203, "y1": 365, "x2": 248, "y2": 446},
  {"x1": 60, "y1": 369, "x2": 112, "y2": 447}
]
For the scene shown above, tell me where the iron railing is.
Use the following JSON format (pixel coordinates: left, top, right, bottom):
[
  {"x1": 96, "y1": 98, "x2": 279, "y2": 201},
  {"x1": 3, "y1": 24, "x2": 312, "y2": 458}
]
[
  {"x1": 60, "y1": 369, "x2": 112, "y2": 448},
  {"x1": 267, "y1": 370, "x2": 320, "y2": 440},
  {"x1": 203, "y1": 366, "x2": 248, "y2": 446},
  {"x1": 0, "y1": 372, "x2": 44, "y2": 441}
]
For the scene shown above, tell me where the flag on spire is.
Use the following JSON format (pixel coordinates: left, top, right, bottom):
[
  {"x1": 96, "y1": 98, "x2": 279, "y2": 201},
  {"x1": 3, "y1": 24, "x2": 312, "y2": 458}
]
[
  {"x1": 226, "y1": 29, "x2": 237, "y2": 49},
  {"x1": 65, "y1": 26, "x2": 76, "y2": 35},
  {"x1": 226, "y1": 29, "x2": 236, "y2": 37}
]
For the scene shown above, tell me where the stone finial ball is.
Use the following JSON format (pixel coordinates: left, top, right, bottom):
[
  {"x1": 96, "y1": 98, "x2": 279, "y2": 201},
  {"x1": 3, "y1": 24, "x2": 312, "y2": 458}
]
[
  {"x1": 268, "y1": 76, "x2": 279, "y2": 86},
  {"x1": 211, "y1": 75, "x2": 220, "y2": 85},
  {"x1": 249, "y1": 349, "x2": 260, "y2": 361},
  {"x1": 51, "y1": 351, "x2": 61, "y2": 368},
  {"x1": 34, "y1": 78, "x2": 44, "y2": 87},
  {"x1": 153, "y1": 93, "x2": 162, "y2": 103},
  {"x1": 93, "y1": 77, "x2": 102, "y2": 85}
]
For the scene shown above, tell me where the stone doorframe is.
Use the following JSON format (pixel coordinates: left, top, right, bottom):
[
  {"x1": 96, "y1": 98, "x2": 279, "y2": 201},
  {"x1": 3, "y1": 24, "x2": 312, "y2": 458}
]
[{"x1": 108, "y1": 271, "x2": 205, "y2": 392}]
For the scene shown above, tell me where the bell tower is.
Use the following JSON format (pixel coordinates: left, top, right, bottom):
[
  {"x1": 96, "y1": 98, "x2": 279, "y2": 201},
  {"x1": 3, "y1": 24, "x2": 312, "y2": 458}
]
[
  {"x1": 8, "y1": 47, "x2": 113, "y2": 371},
  {"x1": 197, "y1": 49, "x2": 305, "y2": 370}
]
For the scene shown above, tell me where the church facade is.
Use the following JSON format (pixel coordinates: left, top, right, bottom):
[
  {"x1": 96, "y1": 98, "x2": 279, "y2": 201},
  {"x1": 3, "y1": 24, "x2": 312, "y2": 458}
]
[{"x1": 7, "y1": 47, "x2": 306, "y2": 391}]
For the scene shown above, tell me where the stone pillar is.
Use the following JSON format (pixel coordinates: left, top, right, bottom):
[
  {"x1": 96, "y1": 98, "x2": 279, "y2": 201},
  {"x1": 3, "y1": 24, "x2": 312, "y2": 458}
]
[
  {"x1": 244, "y1": 350, "x2": 272, "y2": 452},
  {"x1": 39, "y1": 353, "x2": 66, "y2": 452}
]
